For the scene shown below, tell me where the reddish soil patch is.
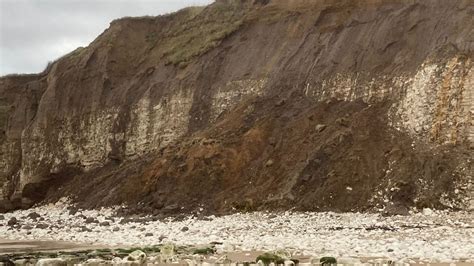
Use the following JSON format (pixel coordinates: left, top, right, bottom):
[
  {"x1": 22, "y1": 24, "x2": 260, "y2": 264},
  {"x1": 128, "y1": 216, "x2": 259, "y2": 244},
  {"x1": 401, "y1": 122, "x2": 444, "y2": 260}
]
[{"x1": 44, "y1": 96, "x2": 471, "y2": 215}]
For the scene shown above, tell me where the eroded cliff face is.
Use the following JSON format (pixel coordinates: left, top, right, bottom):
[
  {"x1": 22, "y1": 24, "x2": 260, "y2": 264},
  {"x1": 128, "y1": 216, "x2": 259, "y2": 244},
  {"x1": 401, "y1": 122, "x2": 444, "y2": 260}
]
[{"x1": 0, "y1": 0, "x2": 473, "y2": 213}]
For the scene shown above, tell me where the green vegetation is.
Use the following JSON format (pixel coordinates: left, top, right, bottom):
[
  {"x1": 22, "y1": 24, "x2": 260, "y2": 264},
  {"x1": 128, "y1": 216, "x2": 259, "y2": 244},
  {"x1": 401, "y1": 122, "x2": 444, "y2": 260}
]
[
  {"x1": 23, "y1": 252, "x2": 60, "y2": 258},
  {"x1": 113, "y1": 245, "x2": 161, "y2": 255},
  {"x1": 115, "y1": 247, "x2": 144, "y2": 254},
  {"x1": 95, "y1": 248, "x2": 112, "y2": 253},
  {"x1": 256, "y1": 253, "x2": 285, "y2": 265},
  {"x1": 69, "y1": 47, "x2": 85, "y2": 56},
  {"x1": 192, "y1": 247, "x2": 215, "y2": 255},
  {"x1": 160, "y1": 3, "x2": 246, "y2": 67},
  {"x1": 142, "y1": 245, "x2": 161, "y2": 253},
  {"x1": 250, "y1": 7, "x2": 297, "y2": 24},
  {"x1": 320, "y1": 256, "x2": 337, "y2": 265}
]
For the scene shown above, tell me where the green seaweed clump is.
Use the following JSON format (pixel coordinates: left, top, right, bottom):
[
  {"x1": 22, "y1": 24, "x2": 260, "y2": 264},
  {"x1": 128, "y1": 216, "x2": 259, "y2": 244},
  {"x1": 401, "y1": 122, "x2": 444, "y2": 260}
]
[
  {"x1": 193, "y1": 247, "x2": 216, "y2": 255},
  {"x1": 320, "y1": 256, "x2": 337, "y2": 265},
  {"x1": 256, "y1": 253, "x2": 284, "y2": 265}
]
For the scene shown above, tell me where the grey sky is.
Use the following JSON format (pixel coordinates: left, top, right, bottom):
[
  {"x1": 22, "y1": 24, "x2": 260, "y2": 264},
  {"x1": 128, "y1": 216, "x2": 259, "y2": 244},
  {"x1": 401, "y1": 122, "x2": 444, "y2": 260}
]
[{"x1": 0, "y1": 0, "x2": 213, "y2": 76}]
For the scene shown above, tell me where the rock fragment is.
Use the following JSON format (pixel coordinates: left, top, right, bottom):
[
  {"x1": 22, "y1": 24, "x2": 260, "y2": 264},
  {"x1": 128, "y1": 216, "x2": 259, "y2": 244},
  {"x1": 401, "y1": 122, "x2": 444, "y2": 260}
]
[
  {"x1": 99, "y1": 221, "x2": 110, "y2": 226},
  {"x1": 315, "y1": 124, "x2": 327, "y2": 132},
  {"x1": 67, "y1": 206, "x2": 79, "y2": 215},
  {"x1": 7, "y1": 217, "x2": 18, "y2": 226},
  {"x1": 80, "y1": 226, "x2": 92, "y2": 232},
  {"x1": 265, "y1": 159, "x2": 274, "y2": 167},
  {"x1": 423, "y1": 208, "x2": 434, "y2": 216},
  {"x1": 27, "y1": 212, "x2": 41, "y2": 220},
  {"x1": 85, "y1": 217, "x2": 99, "y2": 224},
  {"x1": 22, "y1": 225, "x2": 33, "y2": 230},
  {"x1": 36, "y1": 223, "x2": 49, "y2": 229}
]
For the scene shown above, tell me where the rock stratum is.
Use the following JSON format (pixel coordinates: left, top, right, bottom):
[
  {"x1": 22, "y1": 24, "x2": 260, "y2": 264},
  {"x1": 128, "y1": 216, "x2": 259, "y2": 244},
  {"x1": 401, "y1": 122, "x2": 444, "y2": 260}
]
[{"x1": 0, "y1": 0, "x2": 473, "y2": 214}]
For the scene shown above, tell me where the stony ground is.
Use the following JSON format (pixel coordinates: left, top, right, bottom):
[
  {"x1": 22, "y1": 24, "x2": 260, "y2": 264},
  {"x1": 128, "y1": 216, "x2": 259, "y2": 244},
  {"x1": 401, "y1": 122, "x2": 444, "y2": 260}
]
[{"x1": 0, "y1": 199, "x2": 473, "y2": 264}]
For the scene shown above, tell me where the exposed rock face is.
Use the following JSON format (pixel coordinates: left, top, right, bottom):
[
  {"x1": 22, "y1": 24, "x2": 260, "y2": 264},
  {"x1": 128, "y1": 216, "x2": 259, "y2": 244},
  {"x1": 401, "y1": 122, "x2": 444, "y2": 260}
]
[{"x1": 0, "y1": 0, "x2": 473, "y2": 212}]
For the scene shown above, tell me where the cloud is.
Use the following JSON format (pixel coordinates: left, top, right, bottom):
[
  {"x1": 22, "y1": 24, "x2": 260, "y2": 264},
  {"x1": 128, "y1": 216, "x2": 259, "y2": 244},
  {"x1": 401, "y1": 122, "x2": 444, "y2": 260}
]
[{"x1": 0, "y1": 0, "x2": 213, "y2": 75}]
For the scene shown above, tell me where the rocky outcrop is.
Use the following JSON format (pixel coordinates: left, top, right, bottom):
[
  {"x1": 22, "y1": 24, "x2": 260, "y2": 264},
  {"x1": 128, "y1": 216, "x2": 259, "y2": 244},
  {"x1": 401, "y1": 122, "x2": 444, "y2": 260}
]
[{"x1": 0, "y1": 0, "x2": 472, "y2": 213}]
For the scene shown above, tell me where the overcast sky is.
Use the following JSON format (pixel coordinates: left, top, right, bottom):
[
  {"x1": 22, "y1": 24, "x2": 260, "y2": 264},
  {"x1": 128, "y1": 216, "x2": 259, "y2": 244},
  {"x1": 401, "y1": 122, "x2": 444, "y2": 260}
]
[{"x1": 0, "y1": 0, "x2": 213, "y2": 76}]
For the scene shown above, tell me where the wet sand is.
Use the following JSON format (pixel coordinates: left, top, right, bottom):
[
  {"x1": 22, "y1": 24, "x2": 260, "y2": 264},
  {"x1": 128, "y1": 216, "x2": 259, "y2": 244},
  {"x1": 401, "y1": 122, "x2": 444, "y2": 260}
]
[{"x1": 0, "y1": 239, "x2": 99, "y2": 254}]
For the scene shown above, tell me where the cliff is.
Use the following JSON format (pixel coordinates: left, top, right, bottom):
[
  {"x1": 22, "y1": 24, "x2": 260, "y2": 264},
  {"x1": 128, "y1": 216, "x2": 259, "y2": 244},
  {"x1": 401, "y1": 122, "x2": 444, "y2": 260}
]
[{"x1": 0, "y1": 0, "x2": 473, "y2": 214}]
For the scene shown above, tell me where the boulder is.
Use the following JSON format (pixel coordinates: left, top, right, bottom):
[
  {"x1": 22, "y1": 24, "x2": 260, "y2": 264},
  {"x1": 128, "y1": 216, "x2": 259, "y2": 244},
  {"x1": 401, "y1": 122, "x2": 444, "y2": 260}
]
[
  {"x1": 7, "y1": 217, "x2": 18, "y2": 226},
  {"x1": 27, "y1": 212, "x2": 41, "y2": 220},
  {"x1": 85, "y1": 217, "x2": 99, "y2": 224},
  {"x1": 21, "y1": 183, "x2": 49, "y2": 203},
  {"x1": 99, "y1": 221, "x2": 110, "y2": 226}
]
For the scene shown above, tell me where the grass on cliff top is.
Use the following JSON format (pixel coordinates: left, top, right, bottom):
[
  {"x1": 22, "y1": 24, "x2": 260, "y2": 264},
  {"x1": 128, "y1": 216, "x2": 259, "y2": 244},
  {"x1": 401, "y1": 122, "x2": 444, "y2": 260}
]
[{"x1": 159, "y1": 3, "x2": 247, "y2": 67}]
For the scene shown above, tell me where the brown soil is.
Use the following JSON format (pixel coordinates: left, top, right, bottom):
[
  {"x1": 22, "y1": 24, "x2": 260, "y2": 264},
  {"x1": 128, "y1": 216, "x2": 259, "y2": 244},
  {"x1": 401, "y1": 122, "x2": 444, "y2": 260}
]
[
  {"x1": 0, "y1": 0, "x2": 473, "y2": 215},
  {"x1": 46, "y1": 97, "x2": 471, "y2": 215}
]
